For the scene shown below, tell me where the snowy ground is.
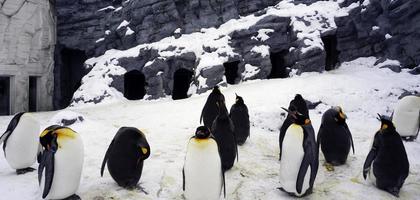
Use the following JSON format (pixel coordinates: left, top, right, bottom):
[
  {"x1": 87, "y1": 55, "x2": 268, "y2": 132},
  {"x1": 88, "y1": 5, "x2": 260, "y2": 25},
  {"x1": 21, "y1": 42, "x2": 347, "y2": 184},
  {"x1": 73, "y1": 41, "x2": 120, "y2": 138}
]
[{"x1": 1, "y1": 57, "x2": 420, "y2": 200}]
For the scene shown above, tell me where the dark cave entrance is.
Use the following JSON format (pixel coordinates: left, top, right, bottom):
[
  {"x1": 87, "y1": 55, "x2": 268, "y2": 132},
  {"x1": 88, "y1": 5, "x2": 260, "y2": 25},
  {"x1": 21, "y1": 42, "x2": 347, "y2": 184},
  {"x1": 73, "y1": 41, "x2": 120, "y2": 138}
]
[
  {"x1": 223, "y1": 61, "x2": 240, "y2": 84},
  {"x1": 124, "y1": 70, "x2": 146, "y2": 100},
  {"x1": 322, "y1": 35, "x2": 339, "y2": 71},
  {"x1": 172, "y1": 68, "x2": 193, "y2": 100},
  {"x1": 269, "y1": 50, "x2": 289, "y2": 78},
  {"x1": 29, "y1": 76, "x2": 38, "y2": 112},
  {"x1": 58, "y1": 48, "x2": 87, "y2": 108},
  {"x1": 0, "y1": 77, "x2": 10, "y2": 115}
]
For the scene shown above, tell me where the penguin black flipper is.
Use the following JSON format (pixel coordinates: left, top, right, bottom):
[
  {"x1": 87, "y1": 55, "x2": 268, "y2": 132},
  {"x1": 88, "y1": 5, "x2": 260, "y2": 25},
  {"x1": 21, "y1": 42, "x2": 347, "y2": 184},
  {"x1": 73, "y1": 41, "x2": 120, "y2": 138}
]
[
  {"x1": 363, "y1": 133, "x2": 379, "y2": 179},
  {"x1": 296, "y1": 126, "x2": 318, "y2": 194},
  {"x1": 316, "y1": 124, "x2": 323, "y2": 150},
  {"x1": 101, "y1": 139, "x2": 115, "y2": 177},
  {"x1": 41, "y1": 149, "x2": 55, "y2": 198},
  {"x1": 1, "y1": 112, "x2": 25, "y2": 152},
  {"x1": 344, "y1": 123, "x2": 355, "y2": 154},
  {"x1": 182, "y1": 168, "x2": 185, "y2": 191}
]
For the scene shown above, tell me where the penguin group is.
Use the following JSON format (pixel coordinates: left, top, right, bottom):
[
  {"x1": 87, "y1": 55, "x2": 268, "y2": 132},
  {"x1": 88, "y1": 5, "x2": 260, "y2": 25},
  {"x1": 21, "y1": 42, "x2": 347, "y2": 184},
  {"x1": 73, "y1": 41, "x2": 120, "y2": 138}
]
[{"x1": 0, "y1": 88, "x2": 418, "y2": 199}]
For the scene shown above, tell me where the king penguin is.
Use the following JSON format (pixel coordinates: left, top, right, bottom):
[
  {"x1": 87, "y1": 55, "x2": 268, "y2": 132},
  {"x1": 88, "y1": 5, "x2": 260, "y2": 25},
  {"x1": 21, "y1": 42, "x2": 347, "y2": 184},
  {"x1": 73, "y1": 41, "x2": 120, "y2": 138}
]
[
  {"x1": 38, "y1": 125, "x2": 84, "y2": 200},
  {"x1": 212, "y1": 97, "x2": 238, "y2": 171},
  {"x1": 0, "y1": 112, "x2": 40, "y2": 174},
  {"x1": 392, "y1": 95, "x2": 420, "y2": 141},
  {"x1": 363, "y1": 114, "x2": 409, "y2": 197},
  {"x1": 279, "y1": 94, "x2": 309, "y2": 160},
  {"x1": 317, "y1": 106, "x2": 354, "y2": 169},
  {"x1": 183, "y1": 126, "x2": 225, "y2": 200},
  {"x1": 279, "y1": 107, "x2": 318, "y2": 197},
  {"x1": 101, "y1": 127, "x2": 150, "y2": 188},
  {"x1": 200, "y1": 86, "x2": 225, "y2": 129},
  {"x1": 230, "y1": 94, "x2": 250, "y2": 145}
]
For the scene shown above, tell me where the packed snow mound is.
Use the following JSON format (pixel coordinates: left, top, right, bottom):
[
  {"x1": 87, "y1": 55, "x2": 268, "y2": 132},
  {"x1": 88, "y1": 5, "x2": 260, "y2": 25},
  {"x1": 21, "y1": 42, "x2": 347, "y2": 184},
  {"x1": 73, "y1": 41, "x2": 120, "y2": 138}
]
[
  {"x1": 1, "y1": 57, "x2": 419, "y2": 199},
  {"x1": 72, "y1": 0, "x2": 359, "y2": 106}
]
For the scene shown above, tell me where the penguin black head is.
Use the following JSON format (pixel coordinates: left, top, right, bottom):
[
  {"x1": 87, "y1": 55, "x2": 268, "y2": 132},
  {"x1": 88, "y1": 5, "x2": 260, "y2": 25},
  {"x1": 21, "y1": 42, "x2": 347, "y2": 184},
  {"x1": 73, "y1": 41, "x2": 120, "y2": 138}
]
[
  {"x1": 235, "y1": 93, "x2": 244, "y2": 105},
  {"x1": 377, "y1": 114, "x2": 395, "y2": 132},
  {"x1": 290, "y1": 94, "x2": 309, "y2": 118},
  {"x1": 195, "y1": 126, "x2": 211, "y2": 139},
  {"x1": 40, "y1": 125, "x2": 76, "y2": 151},
  {"x1": 282, "y1": 107, "x2": 311, "y2": 126},
  {"x1": 333, "y1": 106, "x2": 347, "y2": 124}
]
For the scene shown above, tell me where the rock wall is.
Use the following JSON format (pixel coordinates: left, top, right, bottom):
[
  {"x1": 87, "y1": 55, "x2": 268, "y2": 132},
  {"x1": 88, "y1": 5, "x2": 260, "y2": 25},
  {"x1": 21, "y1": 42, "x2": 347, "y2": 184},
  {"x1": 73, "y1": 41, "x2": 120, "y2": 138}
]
[
  {"x1": 0, "y1": 0, "x2": 55, "y2": 114},
  {"x1": 55, "y1": 0, "x2": 420, "y2": 105},
  {"x1": 336, "y1": 0, "x2": 420, "y2": 68}
]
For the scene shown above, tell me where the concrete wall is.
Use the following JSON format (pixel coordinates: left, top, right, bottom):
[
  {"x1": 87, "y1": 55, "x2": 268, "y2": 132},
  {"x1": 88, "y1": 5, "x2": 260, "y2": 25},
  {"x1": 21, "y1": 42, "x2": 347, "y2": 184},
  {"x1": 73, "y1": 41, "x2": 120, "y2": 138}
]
[{"x1": 0, "y1": 0, "x2": 55, "y2": 114}]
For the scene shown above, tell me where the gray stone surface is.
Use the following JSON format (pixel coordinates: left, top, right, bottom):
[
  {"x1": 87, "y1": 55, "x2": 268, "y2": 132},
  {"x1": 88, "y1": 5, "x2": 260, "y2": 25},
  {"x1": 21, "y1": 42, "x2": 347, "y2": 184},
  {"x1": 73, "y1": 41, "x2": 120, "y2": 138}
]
[{"x1": 0, "y1": 0, "x2": 55, "y2": 114}]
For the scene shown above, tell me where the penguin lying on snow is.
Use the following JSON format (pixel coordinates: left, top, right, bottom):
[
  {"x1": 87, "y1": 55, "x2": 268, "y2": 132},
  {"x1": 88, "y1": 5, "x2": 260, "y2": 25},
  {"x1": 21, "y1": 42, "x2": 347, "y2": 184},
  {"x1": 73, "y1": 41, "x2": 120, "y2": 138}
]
[
  {"x1": 212, "y1": 96, "x2": 238, "y2": 171},
  {"x1": 0, "y1": 112, "x2": 40, "y2": 174},
  {"x1": 317, "y1": 106, "x2": 354, "y2": 170},
  {"x1": 38, "y1": 125, "x2": 84, "y2": 200},
  {"x1": 183, "y1": 126, "x2": 225, "y2": 200},
  {"x1": 200, "y1": 86, "x2": 225, "y2": 129},
  {"x1": 279, "y1": 94, "x2": 309, "y2": 160},
  {"x1": 101, "y1": 127, "x2": 150, "y2": 189},
  {"x1": 230, "y1": 94, "x2": 250, "y2": 145},
  {"x1": 363, "y1": 114, "x2": 409, "y2": 197},
  {"x1": 279, "y1": 107, "x2": 318, "y2": 197},
  {"x1": 392, "y1": 95, "x2": 420, "y2": 141}
]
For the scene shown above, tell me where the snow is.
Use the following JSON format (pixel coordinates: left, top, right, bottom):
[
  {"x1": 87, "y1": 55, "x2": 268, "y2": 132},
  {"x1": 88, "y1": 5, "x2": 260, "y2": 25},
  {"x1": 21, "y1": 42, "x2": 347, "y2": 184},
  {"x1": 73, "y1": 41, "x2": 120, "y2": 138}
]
[
  {"x1": 385, "y1": 34, "x2": 392, "y2": 39},
  {"x1": 250, "y1": 45, "x2": 270, "y2": 57},
  {"x1": 95, "y1": 38, "x2": 104, "y2": 43},
  {"x1": 1, "y1": 57, "x2": 420, "y2": 199},
  {"x1": 97, "y1": 6, "x2": 115, "y2": 12},
  {"x1": 125, "y1": 27, "x2": 134, "y2": 36},
  {"x1": 117, "y1": 20, "x2": 130, "y2": 30},
  {"x1": 252, "y1": 29, "x2": 275, "y2": 41}
]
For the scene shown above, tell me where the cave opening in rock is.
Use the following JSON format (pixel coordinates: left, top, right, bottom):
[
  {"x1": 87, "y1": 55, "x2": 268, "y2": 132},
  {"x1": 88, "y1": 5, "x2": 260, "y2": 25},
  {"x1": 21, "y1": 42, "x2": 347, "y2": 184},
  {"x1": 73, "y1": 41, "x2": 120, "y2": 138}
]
[
  {"x1": 223, "y1": 61, "x2": 240, "y2": 84},
  {"x1": 59, "y1": 48, "x2": 87, "y2": 108},
  {"x1": 172, "y1": 68, "x2": 193, "y2": 100},
  {"x1": 124, "y1": 70, "x2": 146, "y2": 100},
  {"x1": 0, "y1": 76, "x2": 10, "y2": 115},
  {"x1": 269, "y1": 50, "x2": 289, "y2": 79},
  {"x1": 322, "y1": 35, "x2": 339, "y2": 71},
  {"x1": 29, "y1": 76, "x2": 38, "y2": 112}
]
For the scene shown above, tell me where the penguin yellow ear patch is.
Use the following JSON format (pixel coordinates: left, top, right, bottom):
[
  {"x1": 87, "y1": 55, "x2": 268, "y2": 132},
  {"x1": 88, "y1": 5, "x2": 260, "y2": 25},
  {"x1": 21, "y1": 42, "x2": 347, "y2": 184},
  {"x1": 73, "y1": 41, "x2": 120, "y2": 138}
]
[
  {"x1": 339, "y1": 112, "x2": 346, "y2": 119},
  {"x1": 381, "y1": 124, "x2": 388, "y2": 130},
  {"x1": 305, "y1": 119, "x2": 311, "y2": 125},
  {"x1": 141, "y1": 147, "x2": 148, "y2": 154}
]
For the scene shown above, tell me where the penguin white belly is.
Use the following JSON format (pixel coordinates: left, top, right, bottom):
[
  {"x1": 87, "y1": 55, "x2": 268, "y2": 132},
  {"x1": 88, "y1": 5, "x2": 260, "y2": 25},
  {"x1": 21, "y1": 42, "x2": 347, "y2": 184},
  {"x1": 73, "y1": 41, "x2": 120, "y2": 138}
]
[
  {"x1": 393, "y1": 96, "x2": 420, "y2": 137},
  {"x1": 279, "y1": 124, "x2": 310, "y2": 196},
  {"x1": 5, "y1": 116, "x2": 39, "y2": 169},
  {"x1": 41, "y1": 135, "x2": 84, "y2": 199},
  {"x1": 184, "y1": 139, "x2": 222, "y2": 200}
]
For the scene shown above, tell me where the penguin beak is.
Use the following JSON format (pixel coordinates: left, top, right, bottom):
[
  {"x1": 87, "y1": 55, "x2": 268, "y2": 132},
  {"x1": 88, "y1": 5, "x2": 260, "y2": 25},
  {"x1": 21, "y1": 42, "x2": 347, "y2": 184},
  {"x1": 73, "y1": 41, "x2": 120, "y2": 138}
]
[
  {"x1": 38, "y1": 134, "x2": 57, "y2": 199},
  {"x1": 281, "y1": 107, "x2": 298, "y2": 119}
]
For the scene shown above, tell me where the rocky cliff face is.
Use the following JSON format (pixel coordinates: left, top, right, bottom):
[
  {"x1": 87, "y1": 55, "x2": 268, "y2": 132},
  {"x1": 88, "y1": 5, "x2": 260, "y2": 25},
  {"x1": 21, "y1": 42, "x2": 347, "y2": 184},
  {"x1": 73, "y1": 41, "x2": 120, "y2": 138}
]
[
  {"x1": 53, "y1": 0, "x2": 420, "y2": 106},
  {"x1": 0, "y1": 0, "x2": 55, "y2": 113}
]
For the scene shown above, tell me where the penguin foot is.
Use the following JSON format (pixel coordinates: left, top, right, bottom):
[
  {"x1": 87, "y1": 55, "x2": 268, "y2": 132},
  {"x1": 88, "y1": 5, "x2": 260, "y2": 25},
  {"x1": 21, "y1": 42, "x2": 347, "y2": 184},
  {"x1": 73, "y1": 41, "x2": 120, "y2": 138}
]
[
  {"x1": 16, "y1": 167, "x2": 35, "y2": 175},
  {"x1": 62, "y1": 194, "x2": 81, "y2": 200},
  {"x1": 133, "y1": 185, "x2": 149, "y2": 195},
  {"x1": 324, "y1": 163, "x2": 334, "y2": 172}
]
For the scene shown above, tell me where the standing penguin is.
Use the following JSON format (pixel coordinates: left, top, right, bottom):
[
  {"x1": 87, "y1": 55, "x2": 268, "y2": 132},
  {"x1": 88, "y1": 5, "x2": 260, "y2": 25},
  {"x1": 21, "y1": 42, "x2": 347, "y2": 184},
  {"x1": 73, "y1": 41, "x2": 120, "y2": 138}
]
[
  {"x1": 279, "y1": 107, "x2": 318, "y2": 197},
  {"x1": 363, "y1": 114, "x2": 409, "y2": 197},
  {"x1": 317, "y1": 106, "x2": 354, "y2": 170},
  {"x1": 38, "y1": 125, "x2": 84, "y2": 199},
  {"x1": 200, "y1": 86, "x2": 225, "y2": 129},
  {"x1": 392, "y1": 95, "x2": 420, "y2": 141},
  {"x1": 211, "y1": 97, "x2": 238, "y2": 171},
  {"x1": 230, "y1": 94, "x2": 250, "y2": 145},
  {"x1": 279, "y1": 94, "x2": 309, "y2": 160},
  {"x1": 0, "y1": 112, "x2": 40, "y2": 174},
  {"x1": 183, "y1": 126, "x2": 225, "y2": 200},
  {"x1": 101, "y1": 127, "x2": 150, "y2": 188}
]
